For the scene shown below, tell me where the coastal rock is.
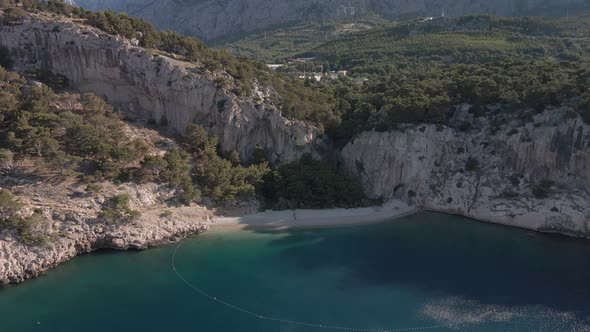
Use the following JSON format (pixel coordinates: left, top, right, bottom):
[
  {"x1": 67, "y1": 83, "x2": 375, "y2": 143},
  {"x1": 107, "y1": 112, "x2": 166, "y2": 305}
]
[
  {"x1": 0, "y1": 205, "x2": 210, "y2": 284},
  {"x1": 0, "y1": 178, "x2": 212, "y2": 285},
  {"x1": 341, "y1": 107, "x2": 590, "y2": 237},
  {"x1": 0, "y1": 14, "x2": 317, "y2": 162}
]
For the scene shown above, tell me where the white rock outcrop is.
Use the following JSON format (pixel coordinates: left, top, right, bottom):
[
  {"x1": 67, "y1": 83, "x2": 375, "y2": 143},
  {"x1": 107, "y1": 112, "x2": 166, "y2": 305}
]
[
  {"x1": 0, "y1": 15, "x2": 317, "y2": 163},
  {"x1": 342, "y1": 107, "x2": 590, "y2": 237}
]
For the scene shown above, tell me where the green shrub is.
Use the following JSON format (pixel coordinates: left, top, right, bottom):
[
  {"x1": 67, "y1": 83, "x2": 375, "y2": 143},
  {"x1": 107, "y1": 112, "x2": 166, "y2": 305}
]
[
  {"x1": 465, "y1": 157, "x2": 479, "y2": 172},
  {"x1": 100, "y1": 193, "x2": 140, "y2": 223},
  {"x1": 0, "y1": 189, "x2": 21, "y2": 220},
  {"x1": 0, "y1": 46, "x2": 12, "y2": 69},
  {"x1": 532, "y1": 179, "x2": 554, "y2": 199},
  {"x1": 85, "y1": 183, "x2": 103, "y2": 195},
  {"x1": 262, "y1": 153, "x2": 370, "y2": 209}
]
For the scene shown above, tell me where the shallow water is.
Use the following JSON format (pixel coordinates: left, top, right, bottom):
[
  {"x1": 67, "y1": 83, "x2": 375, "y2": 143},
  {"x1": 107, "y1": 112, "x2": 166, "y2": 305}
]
[{"x1": 1, "y1": 212, "x2": 590, "y2": 331}]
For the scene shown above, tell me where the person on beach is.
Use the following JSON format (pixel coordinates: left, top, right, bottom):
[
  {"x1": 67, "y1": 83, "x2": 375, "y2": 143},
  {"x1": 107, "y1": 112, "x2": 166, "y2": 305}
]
[{"x1": 293, "y1": 210, "x2": 297, "y2": 221}]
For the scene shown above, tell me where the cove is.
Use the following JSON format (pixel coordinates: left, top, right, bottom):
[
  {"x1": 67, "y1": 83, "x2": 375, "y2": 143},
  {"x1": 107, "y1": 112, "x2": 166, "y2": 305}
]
[{"x1": 1, "y1": 212, "x2": 590, "y2": 331}]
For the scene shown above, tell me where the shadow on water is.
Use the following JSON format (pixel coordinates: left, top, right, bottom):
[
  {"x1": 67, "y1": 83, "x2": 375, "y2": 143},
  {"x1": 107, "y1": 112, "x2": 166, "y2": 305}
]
[{"x1": 243, "y1": 212, "x2": 590, "y2": 315}]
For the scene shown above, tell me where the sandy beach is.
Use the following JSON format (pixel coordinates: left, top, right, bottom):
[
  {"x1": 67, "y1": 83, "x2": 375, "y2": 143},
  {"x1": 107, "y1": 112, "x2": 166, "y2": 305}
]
[{"x1": 211, "y1": 200, "x2": 417, "y2": 230}]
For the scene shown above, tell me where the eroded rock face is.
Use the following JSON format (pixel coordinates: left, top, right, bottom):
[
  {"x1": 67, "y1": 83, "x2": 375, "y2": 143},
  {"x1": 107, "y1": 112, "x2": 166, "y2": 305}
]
[
  {"x1": 0, "y1": 214, "x2": 209, "y2": 284},
  {"x1": 0, "y1": 180, "x2": 211, "y2": 285},
  {"x1": 0, "y1": 16, "x2": 317, "y2": 163},
  {"x1": 341, "y1": 107, "x2": 590, "y2": 237},
  {"x1": 74, "y1": 0, "x2": 587, "y2": 41}
]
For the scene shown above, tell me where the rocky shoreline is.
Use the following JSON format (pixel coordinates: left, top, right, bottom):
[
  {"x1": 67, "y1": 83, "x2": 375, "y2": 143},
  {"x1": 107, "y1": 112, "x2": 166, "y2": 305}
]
[
  {"x1": 0, "y1": 174, "x2": 213, "y2": 285},
  {"x1": 0, "y1": 210, "x2": 209, "y2": 285},
  {"x1": 0, "y1": 205, "x2": 209, "y2": 285}
]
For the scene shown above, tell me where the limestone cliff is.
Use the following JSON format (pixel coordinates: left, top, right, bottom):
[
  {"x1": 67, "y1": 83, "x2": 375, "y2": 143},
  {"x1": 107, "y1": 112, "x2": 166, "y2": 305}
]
[
  {"x1": 0, "y1": 179, "x2": 211, "y2": 284},
  {"x1": 0, "y1": 13, "x2": 317, "y2": 163},
  {"x1": 341, "y1": 106, "x2": 590, "y2": 237},
  {"x1": 74, "y1": 0, "x2": 588, "y2": 42}
]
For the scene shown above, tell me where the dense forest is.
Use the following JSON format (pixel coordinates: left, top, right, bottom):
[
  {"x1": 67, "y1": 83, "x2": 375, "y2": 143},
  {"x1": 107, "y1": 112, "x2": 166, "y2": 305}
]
[
  {"x1": 0, "y1": 63, "x2": 367, "y2": 244},
  {"x1": 307, "y1": 15, "x2": 590, "y2": 71},
  {"x1": 222, "y1": 15, "x2": 391, "y2": 63},
  {"x1": 325, "y1": 60, "x2": 590, "y2": 145},
  {"x1": 218, "y1": 14, "x2": 590, "y2": 144}
]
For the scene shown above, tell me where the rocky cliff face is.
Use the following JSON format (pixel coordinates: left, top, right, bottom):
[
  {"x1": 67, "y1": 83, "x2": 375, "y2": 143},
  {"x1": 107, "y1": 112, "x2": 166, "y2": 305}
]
[
  {"x1": 341, "y1": 106, "x2": 590, "y2": 237},
  {"x1": 0, "y1": 14, "x2": 316, "y2": 162},
  {"x1": 74, "y1": 0, "x2": 588, "y2": 41},
  {"x1": 0, "y1": 178, "x2": 211, "y2": 284}
]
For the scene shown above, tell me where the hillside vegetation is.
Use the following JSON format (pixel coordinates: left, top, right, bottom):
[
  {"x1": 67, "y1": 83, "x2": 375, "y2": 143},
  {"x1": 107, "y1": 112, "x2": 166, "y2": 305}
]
[
  {"x1": 284, "y1": 15, "x2": 590, "y2": 144},
  {"x1": 0, "y1": 64, "x2": 370, "y2": 245},
  {"x1": 2, "y1": 2, "x2": 590, "y2": 232},
  {"x1": 2, "y1": 0, "x2": 340, "y2": 129},
  {"x1": 221, "y1": 15, "x2": 391, "y2": 63},
  {"x1": 10, "y1": 2, "x2": 590, "y2": 145},
  {"x1": 305, "y1": 15, "x2": 590, "y2": 72}
]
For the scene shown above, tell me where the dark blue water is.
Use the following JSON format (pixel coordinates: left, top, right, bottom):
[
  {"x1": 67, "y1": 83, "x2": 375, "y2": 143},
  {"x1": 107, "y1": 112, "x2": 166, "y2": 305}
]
[{"x1": 1, "y1": 212, "x2": 590, "y2": 331}]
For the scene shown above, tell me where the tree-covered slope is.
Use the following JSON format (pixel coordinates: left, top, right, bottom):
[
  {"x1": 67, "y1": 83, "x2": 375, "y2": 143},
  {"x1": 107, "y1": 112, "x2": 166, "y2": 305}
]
[
  {"x1": 220, "y1": 15, "x2": 391, "y2": 63},
  {"x1": 304, "y1": 15, "x2": 590, "y2": 73},
  {"x1": 274, "y1": 15, "x2": 590, "y2": 145},
  {"x1": 73, "y1": 0, "x2": 590, "y2": 42}
]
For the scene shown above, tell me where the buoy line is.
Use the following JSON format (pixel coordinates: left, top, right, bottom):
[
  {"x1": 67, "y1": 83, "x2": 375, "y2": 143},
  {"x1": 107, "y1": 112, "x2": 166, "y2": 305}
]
[{"x1": 171, "y1": 241, "x2": 467, "y2": 332}]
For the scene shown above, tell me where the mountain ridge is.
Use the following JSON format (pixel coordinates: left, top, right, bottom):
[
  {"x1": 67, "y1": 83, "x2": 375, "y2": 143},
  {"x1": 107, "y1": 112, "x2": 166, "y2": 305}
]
[{"x1": 74, "y1": 0, "x2": 590, "y2": 42}]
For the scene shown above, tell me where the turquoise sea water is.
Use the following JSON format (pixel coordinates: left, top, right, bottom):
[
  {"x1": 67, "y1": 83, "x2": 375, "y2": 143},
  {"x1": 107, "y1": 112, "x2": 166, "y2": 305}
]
[{"x1": 1, "y1": 212, "x2": 590, "y2": 332}]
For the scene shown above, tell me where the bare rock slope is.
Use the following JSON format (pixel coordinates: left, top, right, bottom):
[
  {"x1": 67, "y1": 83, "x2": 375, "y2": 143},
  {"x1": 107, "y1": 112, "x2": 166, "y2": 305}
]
[{"x1": 341, "y1": 107, "x2": 590, "y2": 237}]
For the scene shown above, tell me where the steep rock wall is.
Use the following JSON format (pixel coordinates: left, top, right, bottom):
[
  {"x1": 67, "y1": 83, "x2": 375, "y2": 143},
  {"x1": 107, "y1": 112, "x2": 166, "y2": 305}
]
[
  {"x1": 0, "y1": 16, "x2": 316, "y2": 162},
  {"x1": 341, "y1": 107, "x2": 590, "y2": 237},
  {"x1": 74, "y1": 0, "x2": 588, "y2": 41}
]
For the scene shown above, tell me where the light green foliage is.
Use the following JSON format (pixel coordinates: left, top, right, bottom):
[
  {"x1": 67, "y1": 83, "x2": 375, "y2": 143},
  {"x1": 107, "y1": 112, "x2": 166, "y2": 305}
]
[
  {"x1": 0, "y1": 190, "x2": 46, "y2": 246},
  {"x1": 0, "y1": 148, "x2": 13, "y2": 171},
  {"x1": 0, "y1": 189, "x2": 21, "y2": 220},
  {"x1": 100, "y1": 193, "x2": 141, "y2": 224}
]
